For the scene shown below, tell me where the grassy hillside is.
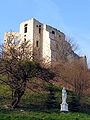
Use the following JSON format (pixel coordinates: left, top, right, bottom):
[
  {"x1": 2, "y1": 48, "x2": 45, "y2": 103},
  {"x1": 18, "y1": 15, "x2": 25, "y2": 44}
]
[
  {"x1": 0, "y1": 82, "x2": 90, "y2": 112},
  {"x1": 0, "y1": 77, "x2": 90, "y2": 115}
]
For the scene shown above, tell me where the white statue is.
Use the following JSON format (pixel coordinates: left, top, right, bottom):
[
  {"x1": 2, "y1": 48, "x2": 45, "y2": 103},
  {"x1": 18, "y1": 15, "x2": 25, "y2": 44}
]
[
  {"x1": 62, "y1": 87, "x2": 67, "y2": 103},
  {"x1": 60, "y1": 87, "x2": 68, "y2": 112}
]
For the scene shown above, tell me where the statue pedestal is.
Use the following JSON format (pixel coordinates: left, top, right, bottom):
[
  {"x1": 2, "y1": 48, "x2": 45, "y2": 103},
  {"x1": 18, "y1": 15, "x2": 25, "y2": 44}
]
[{"x1": 60, "y1": 103, "x2": 68, "y2": 112}]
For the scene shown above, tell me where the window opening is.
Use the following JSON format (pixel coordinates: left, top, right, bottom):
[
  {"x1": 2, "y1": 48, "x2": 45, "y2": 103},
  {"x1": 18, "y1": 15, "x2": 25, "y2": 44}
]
[
  {"x1": 36, "y1": 41, "x2": 39, "y2": 47},
  {"x1": 24, "y1": 24, "x2": 28, "y2": 33},
  {"x1": 52, "y1": 31, "x2": 55, "y2": 34}
]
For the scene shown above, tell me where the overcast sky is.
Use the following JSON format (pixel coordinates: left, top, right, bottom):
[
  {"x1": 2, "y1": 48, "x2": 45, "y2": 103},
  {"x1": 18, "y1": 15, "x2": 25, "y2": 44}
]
[{"x1": 0, "y1": 0, "x2": 90, "y2": 63}]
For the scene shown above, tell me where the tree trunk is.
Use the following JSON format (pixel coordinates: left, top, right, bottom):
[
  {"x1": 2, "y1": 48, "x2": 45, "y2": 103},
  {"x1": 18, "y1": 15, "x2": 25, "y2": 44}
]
[
  {"x1": 11, "y1": 81, "x2": 26, "y2": 108},
  {"x1": 11, "y1": 90, "x2": 24, "y2": 108}
]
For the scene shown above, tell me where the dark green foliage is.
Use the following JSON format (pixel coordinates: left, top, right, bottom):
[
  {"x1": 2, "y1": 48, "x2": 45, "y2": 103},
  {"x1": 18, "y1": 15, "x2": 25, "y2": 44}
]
[
  {"x1": 69, "y1": 94, "x2": 81, "y2": 112},
  {"x1": 46, "y1": 84, "x2": 58, "y2": 110}
]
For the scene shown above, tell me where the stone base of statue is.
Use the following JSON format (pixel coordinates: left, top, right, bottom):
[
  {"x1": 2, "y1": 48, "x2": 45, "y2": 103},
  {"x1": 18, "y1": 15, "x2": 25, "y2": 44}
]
[{"x1": 60, "y1": 103, "x2": 68, "y2": 112}]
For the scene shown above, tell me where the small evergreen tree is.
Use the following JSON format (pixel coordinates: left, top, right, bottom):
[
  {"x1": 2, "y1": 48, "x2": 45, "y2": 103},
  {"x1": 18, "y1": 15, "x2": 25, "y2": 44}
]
[
  {"x1": 70, "y1": 93, "x2": 81, "y2": 112},
  {"x1": 46, "y1": 84, "x2": 57, "y2": 110}
]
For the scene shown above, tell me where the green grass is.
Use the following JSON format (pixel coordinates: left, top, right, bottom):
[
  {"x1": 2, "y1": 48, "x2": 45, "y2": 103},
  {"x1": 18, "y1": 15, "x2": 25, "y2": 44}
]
[{"x1": 0, "y1": 109, "x2": 90, "y2": 120}]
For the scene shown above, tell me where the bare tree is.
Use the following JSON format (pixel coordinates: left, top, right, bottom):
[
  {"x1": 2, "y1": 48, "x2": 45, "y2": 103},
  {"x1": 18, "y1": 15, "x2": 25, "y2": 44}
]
[
  {"x1": 0, "y1": 33, "x2": 55, "y2": 108},
  {"x1": 55, "y1": 36, "x2": 78, "y2": 61},
  {"x1": 50, "y1": 35, "x2": 90, "y2": 97},
  {"x1": 53, "y1": 59, "x2": 90, "y2": 97}
]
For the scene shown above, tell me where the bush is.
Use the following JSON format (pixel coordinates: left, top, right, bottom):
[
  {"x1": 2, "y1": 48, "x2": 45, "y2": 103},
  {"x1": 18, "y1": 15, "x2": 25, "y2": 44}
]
[
  {"x1": 46, "y1": 84, "x2": 58, "y2": 110},
  {"x1": 69, "y1": 94, "x2": 81, "y2": 112}
]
